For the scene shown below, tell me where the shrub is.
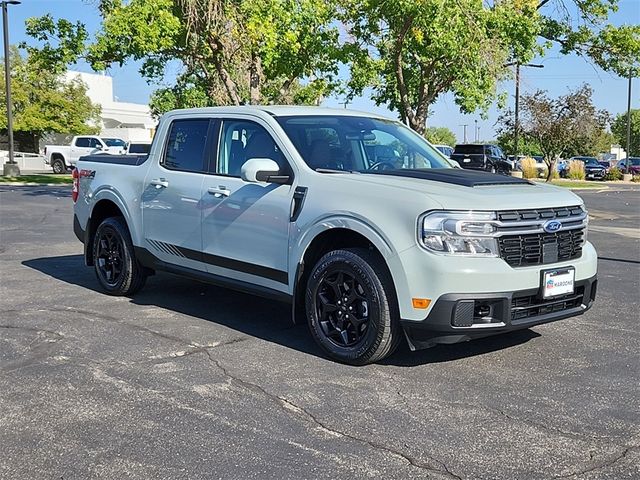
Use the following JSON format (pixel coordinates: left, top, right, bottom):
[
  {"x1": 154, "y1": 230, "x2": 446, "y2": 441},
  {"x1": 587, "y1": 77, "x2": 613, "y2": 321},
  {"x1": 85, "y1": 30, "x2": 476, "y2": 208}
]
[
  {"x1": 604, "y1": 167, "x2": 623, "y2": 181},
  {"x1": 520, "y1": 157, "x2": 538, "y2": 179},
  {"x1": 632, "y1": 175, "x2": 640, "y2": 183},
  {"x1": 567, "y1": 160, "x2": 586, "y2": 180}
]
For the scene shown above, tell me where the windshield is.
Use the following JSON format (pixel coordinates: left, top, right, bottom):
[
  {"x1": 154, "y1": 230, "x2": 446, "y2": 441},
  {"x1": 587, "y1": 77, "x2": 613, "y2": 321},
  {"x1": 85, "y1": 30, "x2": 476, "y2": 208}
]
[
  {"x1": 276, "y1": 115, "x2": 451, "y2": 172},
  {"x1": 102, "y1": 138, "x2": 127, "y2": 147}
]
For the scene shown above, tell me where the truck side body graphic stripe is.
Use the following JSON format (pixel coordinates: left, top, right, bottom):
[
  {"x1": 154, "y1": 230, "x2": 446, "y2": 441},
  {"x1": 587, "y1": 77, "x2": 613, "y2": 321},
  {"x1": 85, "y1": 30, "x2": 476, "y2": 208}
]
[{"x1": 146, "y1": 238, "x2": 288, "y2": 285}]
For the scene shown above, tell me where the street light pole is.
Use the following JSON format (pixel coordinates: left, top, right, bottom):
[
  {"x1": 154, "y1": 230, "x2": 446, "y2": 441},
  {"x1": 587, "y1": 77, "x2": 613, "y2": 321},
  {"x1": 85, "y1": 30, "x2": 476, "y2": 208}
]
[
  {"x1": 460, "y1": 124, "x2": 468, "y2": 143},
  {"x1": 2, "y1": 0, "x2": 20, "y2": 176}
]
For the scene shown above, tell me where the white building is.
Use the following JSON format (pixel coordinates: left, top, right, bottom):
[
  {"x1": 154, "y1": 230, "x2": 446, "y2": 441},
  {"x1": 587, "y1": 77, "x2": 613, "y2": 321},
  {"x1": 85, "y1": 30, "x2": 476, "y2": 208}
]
[{"x1": 65, "y1": 70, "x2": 156, "y2": 142}]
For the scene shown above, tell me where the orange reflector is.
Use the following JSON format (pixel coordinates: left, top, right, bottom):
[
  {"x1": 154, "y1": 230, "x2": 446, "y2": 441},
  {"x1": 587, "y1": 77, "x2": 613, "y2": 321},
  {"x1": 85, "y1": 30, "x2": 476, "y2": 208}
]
[{"x1": 412, "y1": 298, "x2": 431, "y2": 309}]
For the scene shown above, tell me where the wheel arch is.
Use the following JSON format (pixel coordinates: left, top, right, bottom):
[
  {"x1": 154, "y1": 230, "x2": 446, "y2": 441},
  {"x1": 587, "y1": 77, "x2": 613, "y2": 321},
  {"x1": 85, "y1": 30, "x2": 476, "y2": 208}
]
[
  {"x1": 85, "y1": 194, "x2": 134, "y2": 266},
  {"x1": 291, "y1": 221, "x2": 399, "y2": 325}
]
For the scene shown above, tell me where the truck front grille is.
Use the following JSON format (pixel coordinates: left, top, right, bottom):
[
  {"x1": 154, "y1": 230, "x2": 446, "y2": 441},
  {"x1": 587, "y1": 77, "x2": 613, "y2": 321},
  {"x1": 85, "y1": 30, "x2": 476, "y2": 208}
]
[
  {"x1": 496, "y1": 205, "x2": 586, "y2": 267},
  {"x1": 498, "y1": 229, "x2": 584, "y2": 267}
]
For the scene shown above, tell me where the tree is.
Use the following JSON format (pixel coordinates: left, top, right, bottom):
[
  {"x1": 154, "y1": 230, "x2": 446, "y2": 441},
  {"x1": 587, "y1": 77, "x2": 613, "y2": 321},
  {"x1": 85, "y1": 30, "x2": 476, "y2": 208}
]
[
  {"x1": 341, "y1": 0, "x2": 639, "y2": 134},
  {"x1": 0, "y1": 47, "x2": 101, "y2": 152},
  {"x1": 24, "y1": 0, "x2": 342, "y2": 111},
  {"x1": 341, "y1": 0, "x2": 541, "y2": 134},
  {"x1": 496, "y1": 131, "x2": 542, "y2": 157},
  {"x1": 424, "y1": 127, "x2": 456, "y2": 147},
  {"x1": 498, "y1": 85, "x2": 609, "y2": 181},
  {"x1": 611, "y1": 109, "x2": 640, "y2": 157}
]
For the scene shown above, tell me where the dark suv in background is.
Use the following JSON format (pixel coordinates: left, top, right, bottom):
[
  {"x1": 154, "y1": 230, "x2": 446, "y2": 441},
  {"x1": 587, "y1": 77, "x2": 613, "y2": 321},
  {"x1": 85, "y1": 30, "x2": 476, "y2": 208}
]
[{"x1": 450, "y1": 144, "x2": 512, "y2": 174}]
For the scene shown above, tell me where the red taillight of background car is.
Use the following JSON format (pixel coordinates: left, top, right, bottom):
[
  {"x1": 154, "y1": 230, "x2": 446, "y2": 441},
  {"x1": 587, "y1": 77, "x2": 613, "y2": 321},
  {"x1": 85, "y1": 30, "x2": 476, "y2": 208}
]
[{"x1": 72, "y1": 168, "x2": 79, "y2": 203}]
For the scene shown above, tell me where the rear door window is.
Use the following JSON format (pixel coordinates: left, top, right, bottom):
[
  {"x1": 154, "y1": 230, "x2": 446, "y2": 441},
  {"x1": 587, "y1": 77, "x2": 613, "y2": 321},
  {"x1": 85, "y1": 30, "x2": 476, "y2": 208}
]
[
  {"x1": 75, "y1": 137, "x2": 91, "y2": 148},
  {"x1": 162, "y1": 119, "x2": 210, "y2": 172}
]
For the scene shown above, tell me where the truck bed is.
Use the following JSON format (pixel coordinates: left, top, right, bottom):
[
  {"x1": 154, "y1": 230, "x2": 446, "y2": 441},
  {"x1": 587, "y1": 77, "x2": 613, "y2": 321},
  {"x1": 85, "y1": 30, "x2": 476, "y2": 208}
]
[{"x1": 78, "y1": 154, "x2": 149, "y2": 166}]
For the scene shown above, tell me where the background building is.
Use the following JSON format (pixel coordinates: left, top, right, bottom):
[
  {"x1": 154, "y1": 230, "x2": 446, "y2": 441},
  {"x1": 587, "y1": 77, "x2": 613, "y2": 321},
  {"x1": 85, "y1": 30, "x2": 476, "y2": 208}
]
[{"x1": 64, "y1": 71, "x2": 156, "y2": 142}]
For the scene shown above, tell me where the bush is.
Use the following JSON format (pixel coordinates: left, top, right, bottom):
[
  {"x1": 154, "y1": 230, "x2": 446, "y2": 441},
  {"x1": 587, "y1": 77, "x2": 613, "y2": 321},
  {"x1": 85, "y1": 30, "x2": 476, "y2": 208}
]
[
  {"x1": 567, "y1": 160, "x2": 586, "y2": 180},
  {"x1": 520, "y1": 157, "x2": 538, "y2": 179},
  {"x1": 604, "y1": 167, "x2": 623, "y2": 181},
  {"x1": 632, "y1": 175, "x2": 640, "y2": 183}
]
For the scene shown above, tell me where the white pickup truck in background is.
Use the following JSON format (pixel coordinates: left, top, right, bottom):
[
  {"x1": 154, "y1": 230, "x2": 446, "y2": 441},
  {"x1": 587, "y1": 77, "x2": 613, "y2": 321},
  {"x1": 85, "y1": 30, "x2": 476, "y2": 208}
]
[{"x1": 44, "y1": 135, "x2": 127, "y2": 173}]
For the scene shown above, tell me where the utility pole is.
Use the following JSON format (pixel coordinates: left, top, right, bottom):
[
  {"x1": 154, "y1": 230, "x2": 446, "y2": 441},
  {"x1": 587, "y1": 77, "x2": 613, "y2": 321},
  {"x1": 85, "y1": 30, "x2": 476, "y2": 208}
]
[
  {"x1": 460, "y1": 124, "x2": 468, "y2": 143},
  {"x1": 474, "y1": 119, "x2": 479, "y2": 142},
  {"x1": 625, "y1": 72, "x2": 632, "y2": 163},
  {"x1": 2, "y1": 0, "x2": 21, "y2": 176},
  {"x1": 506, "y1": 62, "x2": 543, "y2": 160}
]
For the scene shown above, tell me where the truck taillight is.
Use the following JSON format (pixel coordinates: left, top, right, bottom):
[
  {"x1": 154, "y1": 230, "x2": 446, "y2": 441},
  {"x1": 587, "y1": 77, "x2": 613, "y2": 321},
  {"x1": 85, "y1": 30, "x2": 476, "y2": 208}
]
[{"x1": 72, "y1": 168, "x2": 79, "y2": 203}]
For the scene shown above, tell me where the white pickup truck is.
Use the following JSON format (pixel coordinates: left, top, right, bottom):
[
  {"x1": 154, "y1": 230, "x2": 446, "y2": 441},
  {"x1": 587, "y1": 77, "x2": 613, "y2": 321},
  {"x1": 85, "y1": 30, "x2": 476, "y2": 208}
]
[
  {"x1": 45, "y1": 135, "x2": 127, "y2": 173},
  {"x1": 72, "y1": 106, "x2": 597, "y2": 365}
]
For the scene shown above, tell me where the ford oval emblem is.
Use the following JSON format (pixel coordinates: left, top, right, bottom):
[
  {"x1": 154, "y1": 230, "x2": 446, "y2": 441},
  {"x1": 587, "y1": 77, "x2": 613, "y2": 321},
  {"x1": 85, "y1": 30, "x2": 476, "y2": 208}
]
[{"x1": 543, "y1": 220, "x2": 562, "y2": 233}]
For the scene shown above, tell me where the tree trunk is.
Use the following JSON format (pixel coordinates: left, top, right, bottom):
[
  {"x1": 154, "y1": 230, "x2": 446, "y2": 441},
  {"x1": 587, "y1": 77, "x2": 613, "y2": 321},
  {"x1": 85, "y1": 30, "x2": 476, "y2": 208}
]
[
  {"x1": 209, "y1": 38, "x2": 241, "y2": 105},
  {"x1": 545, "y1": 155, "x2": 558, "y2": 182},
  {"x1": 249, "y1": 51, "x2": 262, "y2": 105}
]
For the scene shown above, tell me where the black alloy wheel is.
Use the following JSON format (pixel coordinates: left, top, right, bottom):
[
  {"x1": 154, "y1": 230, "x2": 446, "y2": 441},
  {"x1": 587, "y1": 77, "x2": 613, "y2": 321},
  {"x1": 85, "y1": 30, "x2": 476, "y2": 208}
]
[
  {"x1": 306, "y1": 248, "x2": 401, "y2": 365},
  {"x1": 96, "y1": 226, "x2": 124, "y2": 287},
  {"x1": 316, "y1": 270, "x2": 370, "y2": 347},
  {"x1": 92, "y1": 216, "x2": 146, "y2": 295}
]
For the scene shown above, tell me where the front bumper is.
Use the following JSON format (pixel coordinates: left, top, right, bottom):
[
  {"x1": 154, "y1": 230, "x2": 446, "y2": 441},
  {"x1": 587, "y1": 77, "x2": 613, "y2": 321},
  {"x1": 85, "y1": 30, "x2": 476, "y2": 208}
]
[
  {"x1": 402, "y1": 274, "x2": 597, "y2": 350},
  {"x1": 586, "y1": 169, "x2": 605, "y2": 179}
]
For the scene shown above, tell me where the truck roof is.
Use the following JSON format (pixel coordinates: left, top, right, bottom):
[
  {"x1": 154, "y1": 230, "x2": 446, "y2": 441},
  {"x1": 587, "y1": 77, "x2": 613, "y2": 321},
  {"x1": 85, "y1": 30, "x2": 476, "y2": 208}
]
[{"x1": 163, "y1": 105, "x2": 392, "y2": 121}]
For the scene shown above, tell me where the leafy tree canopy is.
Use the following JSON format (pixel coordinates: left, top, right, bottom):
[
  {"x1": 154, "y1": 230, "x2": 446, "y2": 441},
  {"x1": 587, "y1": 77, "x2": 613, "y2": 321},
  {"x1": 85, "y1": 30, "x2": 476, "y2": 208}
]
[
  {"x1": 341, "y1": 0, "x2": 639, "y2": 133},
  {"x1": 611, "y1": 109, "x2": 640, "y2": 156},
  {"x1": 1, "y1": 47, "x2": 101, "y2": 137},
  {"x1": 498, "y1": 84, "x2": 609, "y2": 180},
  {"x1": 24, "y1": 0, "x2": 341, "y2": 114},
  {"x1": 424, "y1": 127, "x2": 457, "y2": 147}
]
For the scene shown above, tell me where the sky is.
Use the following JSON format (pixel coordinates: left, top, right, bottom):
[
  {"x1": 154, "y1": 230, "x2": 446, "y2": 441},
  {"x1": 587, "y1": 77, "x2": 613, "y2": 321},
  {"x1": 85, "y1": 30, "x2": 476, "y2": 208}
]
[{"x1": 6, "y1": 0, "x2": 640, "y2": 143}]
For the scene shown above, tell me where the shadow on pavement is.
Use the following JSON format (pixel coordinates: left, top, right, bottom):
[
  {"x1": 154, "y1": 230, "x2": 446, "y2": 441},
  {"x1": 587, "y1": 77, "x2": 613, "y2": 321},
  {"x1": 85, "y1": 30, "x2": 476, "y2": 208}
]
[{"x1": 23, "y1": 254, "x2": 540, "y2": 366}]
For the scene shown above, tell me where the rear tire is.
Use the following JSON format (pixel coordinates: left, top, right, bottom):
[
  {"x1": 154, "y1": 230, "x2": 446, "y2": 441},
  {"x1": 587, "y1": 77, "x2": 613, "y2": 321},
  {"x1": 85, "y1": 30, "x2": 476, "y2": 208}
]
[
  {"x1": 92, "y1": 216, "x2": 146, "y2": 296},
  {"x1": 52, "y1": 158, "x2": 66, "y2": 174},
  {"x1": 306, "y1": 248, "x2": 401, "y2": 365}
]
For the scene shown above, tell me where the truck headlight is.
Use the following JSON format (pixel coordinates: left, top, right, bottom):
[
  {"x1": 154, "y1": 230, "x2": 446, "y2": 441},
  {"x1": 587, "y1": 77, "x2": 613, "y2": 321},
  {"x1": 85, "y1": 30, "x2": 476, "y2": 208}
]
[{"x1": 418, "y1": 211, "x2": 499, "y2": 256}]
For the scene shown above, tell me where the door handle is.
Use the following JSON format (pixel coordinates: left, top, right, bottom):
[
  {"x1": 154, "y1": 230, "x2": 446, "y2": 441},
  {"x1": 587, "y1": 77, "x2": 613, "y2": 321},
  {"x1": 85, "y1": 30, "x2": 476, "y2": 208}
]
[
  {"x1": 150, "y1": 178, "x2": 169, "y2": 188},
  {"x1": 207, "y1": 186, "x2": 230, "y2": 197}
]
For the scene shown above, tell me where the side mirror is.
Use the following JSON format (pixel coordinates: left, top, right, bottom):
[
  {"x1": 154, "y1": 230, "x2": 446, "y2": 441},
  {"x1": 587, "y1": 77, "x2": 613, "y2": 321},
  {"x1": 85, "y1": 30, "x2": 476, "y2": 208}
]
[
  {"x1": 95, "y1": 144, "x2": 103, "y2": 150},
  {"x1": 241, "y1": 158, "x2": 290, "y2": 184}
]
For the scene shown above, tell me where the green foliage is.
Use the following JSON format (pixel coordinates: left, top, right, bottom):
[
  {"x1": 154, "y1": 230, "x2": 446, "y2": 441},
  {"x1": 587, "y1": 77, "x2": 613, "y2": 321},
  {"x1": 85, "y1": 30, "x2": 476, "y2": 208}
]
[
  {"x1": 25, "y1": 0, "x2": 341, "y2": 109},
  {"x1": 538, "y1": 1, "x2": 640, "y2": 77},
  {"x1": 604, "y1": 166, "x2": 623, "y2": 181},
  {"x1": 0, "y1": 47, "x2": 101, "y2": 140},
  {"x1": 611, "y1": 109, "x2": 640, "y2": 156},
  {"x1": 496, "y1": 130, "x2": 542, "y2": 157},
  {"x1": 498, "y1": 85, "x2": 609, "y2": 181},
  {"x1": 341, "y1": 0, "x2": 541, "y2": 133},
  {"x1": 424, "y1": 127, "x2": 456, "y2": 147}
]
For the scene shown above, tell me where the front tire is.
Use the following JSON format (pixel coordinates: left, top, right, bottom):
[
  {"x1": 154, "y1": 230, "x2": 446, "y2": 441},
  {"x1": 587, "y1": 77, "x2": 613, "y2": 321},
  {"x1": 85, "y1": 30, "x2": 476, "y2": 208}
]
[
  {"x1": 92, "y1": 216, "x2": 146, "y2": 295},
  {"x1": 306, "y1": 248, "x2": 401, "y2": 365}
]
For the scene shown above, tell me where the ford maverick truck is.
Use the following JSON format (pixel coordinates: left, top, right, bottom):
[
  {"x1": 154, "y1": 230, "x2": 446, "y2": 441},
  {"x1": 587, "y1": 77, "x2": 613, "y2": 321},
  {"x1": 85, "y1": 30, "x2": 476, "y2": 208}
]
[{"x1": 72, "y1": 107, "x2": 597, "y2": 365}]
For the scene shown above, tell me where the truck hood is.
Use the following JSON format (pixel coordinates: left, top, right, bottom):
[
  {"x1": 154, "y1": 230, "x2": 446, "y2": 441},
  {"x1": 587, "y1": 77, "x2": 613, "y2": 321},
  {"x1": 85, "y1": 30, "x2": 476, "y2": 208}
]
[{"x1": 331, "y1": 168, "x2": 584, "y2": 211}]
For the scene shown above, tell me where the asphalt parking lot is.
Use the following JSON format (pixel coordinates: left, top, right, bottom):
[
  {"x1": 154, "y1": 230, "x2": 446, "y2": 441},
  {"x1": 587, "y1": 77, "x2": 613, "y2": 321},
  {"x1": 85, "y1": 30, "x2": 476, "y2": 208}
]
[{"x1": 1, "y1": 184, "x2": 639, "y2": 479}]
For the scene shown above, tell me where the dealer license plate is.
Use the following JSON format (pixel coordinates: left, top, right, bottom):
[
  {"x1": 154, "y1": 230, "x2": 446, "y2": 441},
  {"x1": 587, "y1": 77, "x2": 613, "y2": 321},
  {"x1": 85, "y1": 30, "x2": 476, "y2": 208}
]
[
  {"x1": 542, "y1": 268, "x2": 575, "y2": 298},
  {"x1": 463, "y1": 157, "x2": 471, "y2": 163}
]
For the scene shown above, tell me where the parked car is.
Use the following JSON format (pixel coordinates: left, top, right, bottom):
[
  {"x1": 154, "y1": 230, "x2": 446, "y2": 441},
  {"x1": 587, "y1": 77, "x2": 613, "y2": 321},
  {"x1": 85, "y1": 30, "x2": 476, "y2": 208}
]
[
  {"x1": 72, "y1": 106, "x2": 597, "y2": 365},
  {"x1": 433, "y1": 144, "x2": 454, "y2": 158},
  {"x1": 450, "y1": 143, "x2": 512, "y2": 174},
  {"x1": 566, "y1": 156, "x2": 606, "y2": 180},
  {"x1": 617, "y1": 157, "x2": 640, "y2": 175},
  {"x1": 126, "y1": 141, "x2": 152, "y2": 155},
  {"x1": 514, "y1": 155, "x2": 548, "y2": 177},
  {"x1": 598, "y1": 160, "x2": 611, "y2": 173},
  {"x1": 44, "y1": 135, "x2": 127, "y2": 173}
]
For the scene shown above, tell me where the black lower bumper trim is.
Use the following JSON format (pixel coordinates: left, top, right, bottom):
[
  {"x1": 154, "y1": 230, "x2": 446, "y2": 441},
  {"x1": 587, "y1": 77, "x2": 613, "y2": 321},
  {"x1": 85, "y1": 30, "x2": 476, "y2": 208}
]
[{"x1": 402, "y1": 275, "x2": 597, "y2": 350}]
